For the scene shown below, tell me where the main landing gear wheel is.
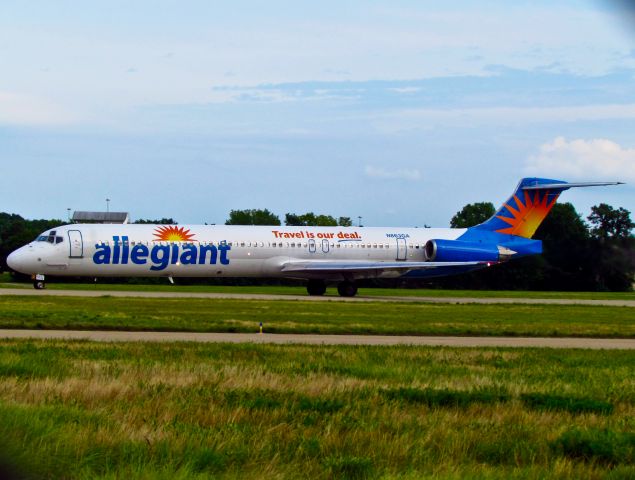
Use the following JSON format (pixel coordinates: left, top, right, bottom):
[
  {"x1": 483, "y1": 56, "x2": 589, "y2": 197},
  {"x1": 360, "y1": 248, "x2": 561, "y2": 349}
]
[
  {"x1": 33, "y1": 281, "x2": 46, "y2": 290},
  {"x1": 306, "y1": 280, "x2": 327, "y2": 296},
  {"x1": 337, "y1": 281, "x2": 358, "y2": 297}
]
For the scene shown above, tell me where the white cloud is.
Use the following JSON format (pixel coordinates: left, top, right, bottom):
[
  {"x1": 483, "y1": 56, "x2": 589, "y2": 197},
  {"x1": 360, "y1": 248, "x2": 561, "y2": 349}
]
[
  {"x1": 526, "y1": 136, "x2": 635, "y2": 182},
  {"x1": 0, "y1": 91, "x2": 76, "y2": 126},
  {"x1": 364, "y1": 165, "x2": 421, "y2": 181}
]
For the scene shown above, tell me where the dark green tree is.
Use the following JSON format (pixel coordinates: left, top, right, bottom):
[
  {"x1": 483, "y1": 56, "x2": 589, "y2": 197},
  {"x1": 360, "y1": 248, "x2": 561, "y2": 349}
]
[
  {"x1": 225, "y1": 209, "x2": 281, "y2": 226},
  {"x1": 532, "y1": 203, "x2": 593, "y2": 290},
  {"x1": 587, "y1": 204, "x2": 635, "y2": 239},
  {"x1": 338, "y1": 217, "x2": 353, "y2": 227},
  {"x1": 284, "y1": 212, "x2": 338, "y2": 226},
  {"x1": 284, "y1": 213, "x2": 305, "y2": 226},
  {"x1": 587, "y1": 204, "x2": 635, "y2": 291},
  {"x1": 315, "y1": 214, "x2": 338, "y2": 226},
  {"x1": 450, "y1": 202, "x2": 496, "y2": 228},
  {"x1": 134, "y1": 218, "x2": 177, "y2": 224}
]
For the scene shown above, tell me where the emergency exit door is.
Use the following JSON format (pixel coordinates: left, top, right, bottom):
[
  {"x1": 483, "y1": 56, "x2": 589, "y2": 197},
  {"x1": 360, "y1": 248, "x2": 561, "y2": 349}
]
[
  {"x1": 68, "y1": 230, "x2": 83, "y2": 258},
  {"x1": 396, "y1": 238, "x2": 407, "y2": 261}
]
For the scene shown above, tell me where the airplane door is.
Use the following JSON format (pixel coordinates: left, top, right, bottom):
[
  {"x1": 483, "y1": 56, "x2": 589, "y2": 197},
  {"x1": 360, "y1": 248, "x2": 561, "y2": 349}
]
[
  {"x1": 321, "y1": 239, "x2": 330, "y2": 253},
  {"x1": 308, "y1": 239, "x2": 316, "y2": 253},
  {"x1": 396, "y1": 238, "x2": 406, "y2": 261},
  {"x1": 68, "y1": 230, "x2": 83, "y2": 258}
]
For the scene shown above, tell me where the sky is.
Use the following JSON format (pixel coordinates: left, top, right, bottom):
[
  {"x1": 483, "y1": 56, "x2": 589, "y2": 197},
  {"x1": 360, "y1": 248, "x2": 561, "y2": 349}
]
[{"x1": 1, "y1": 0, "x2": 634, "y2": 227}]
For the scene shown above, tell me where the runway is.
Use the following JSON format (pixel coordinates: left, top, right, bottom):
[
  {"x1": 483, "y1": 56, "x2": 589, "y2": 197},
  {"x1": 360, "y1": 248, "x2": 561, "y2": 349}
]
[
  {"x1": 1, "y1": 288, "x2": 634, "y2": 307},
  {"x1": 0, "y1": 329, "x2": 633, "y2": 349}
]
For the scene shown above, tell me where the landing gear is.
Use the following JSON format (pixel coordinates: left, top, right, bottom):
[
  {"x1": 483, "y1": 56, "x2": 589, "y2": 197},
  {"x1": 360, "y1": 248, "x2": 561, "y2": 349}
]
[
  {"x1": 337, "y1": 281, "x2": 358, "y2": 297},
  {"x1": 31, "y1": 273, "x2": 46, "y2": 290},
  {"x1": 306, "y1": 279, "x2": 326, "y2": 296}
]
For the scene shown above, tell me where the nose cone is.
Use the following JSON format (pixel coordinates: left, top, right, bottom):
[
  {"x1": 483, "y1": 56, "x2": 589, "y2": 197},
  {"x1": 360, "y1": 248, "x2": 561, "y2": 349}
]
[{"x1": 7, "y1": 248, "x2": 26, "y2": 273}]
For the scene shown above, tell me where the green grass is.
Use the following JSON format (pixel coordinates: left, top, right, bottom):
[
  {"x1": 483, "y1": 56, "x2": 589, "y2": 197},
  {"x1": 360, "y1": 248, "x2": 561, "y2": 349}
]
[
  {"x1": 0, "y1": 295, "x2": 634, "y2": 337},
  {"x1": 0, "y1": 340, "x2": 632, "y2": 479},
  {"x1": 2, "y1": 272, "x2": 634, "y2": 300}
]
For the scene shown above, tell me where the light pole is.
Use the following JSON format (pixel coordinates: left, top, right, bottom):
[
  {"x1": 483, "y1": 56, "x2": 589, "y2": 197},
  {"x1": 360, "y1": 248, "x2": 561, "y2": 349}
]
[
  {"x1": 358, "y1": 216, "x2": 362, "y2": 227},
  {"x1": 67, "y1": 208, "x2": 71, "y2": 222},
  {"x1": 106, "y1": 198, "x2": 110, "y2": 213}
]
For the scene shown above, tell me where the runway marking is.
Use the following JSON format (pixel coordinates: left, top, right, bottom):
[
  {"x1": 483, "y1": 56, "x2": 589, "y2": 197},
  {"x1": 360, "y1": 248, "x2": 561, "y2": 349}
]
[
  {"x1": 0, "y1": 330, "x2": 633, "y2": 349},
  {"x1": 0, "y1": 288, "x2": 633, "y2": 307}
]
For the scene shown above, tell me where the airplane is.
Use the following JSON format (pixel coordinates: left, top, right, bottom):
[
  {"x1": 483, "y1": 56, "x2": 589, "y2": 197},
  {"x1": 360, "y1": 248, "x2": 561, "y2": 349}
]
[{"x1": 7, "y1": 177, "x2": 623, "y2": 296}]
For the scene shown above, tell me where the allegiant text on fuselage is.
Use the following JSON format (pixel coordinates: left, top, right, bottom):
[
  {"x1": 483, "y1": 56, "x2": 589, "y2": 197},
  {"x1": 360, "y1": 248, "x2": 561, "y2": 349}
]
[{"x1": 93, "y1": 236, "x2": 231, "y2": 271}]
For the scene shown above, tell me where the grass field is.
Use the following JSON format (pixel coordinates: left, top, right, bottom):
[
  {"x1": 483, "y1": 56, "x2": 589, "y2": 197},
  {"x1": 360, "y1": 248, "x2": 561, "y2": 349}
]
[
  {"x1": 2, "y1": 273, "x2": 634, "y2": 300},
  {"x1": 0, "y1": 295, "x2": 634, "y2": 338},
  {"x1": 0, "y1": 340, "x2": 632, "y2": 479}
]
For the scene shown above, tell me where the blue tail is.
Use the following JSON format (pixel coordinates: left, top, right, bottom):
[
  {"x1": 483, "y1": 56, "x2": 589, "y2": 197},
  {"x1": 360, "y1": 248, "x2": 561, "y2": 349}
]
[
  {"x1": 456, "y1": 177, "x2": 621, "y2": 260},
  {"x1": 475, "y1": 177, "x2": 569, "y2": 239}
]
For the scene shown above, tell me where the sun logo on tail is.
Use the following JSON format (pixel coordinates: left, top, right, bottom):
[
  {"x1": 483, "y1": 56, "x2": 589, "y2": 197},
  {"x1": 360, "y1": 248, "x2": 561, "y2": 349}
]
[
  {"x1": 153, "y1": 226, "x2": 196, "y2": 242},
  {"x1": 495, "y1": 190, "x2": 559, "y2": 238}
]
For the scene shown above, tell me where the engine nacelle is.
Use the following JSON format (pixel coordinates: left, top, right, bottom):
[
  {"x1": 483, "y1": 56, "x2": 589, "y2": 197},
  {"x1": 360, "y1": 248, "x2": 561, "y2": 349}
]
[{"x1": 424, "y1": 239, "x2": 503, "y2": 262}]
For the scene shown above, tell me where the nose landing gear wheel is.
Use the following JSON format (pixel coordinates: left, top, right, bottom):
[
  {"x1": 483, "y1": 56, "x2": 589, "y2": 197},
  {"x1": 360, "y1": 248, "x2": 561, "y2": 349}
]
[
  {"x1": 33, "y1": 281, "x2": 46, "y2": 290},
  {"x1": 337, "y1": 281, "x2": 358, "y2": 297},
  {"x1": 306, "y1": 280, "x2": 327, "y2": 296}
]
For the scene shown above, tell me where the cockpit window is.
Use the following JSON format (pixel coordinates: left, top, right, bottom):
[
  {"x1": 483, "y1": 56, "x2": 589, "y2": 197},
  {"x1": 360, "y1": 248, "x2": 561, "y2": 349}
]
[{"x1": 35, "y1": 231, "x2": 64, "y2": 244}]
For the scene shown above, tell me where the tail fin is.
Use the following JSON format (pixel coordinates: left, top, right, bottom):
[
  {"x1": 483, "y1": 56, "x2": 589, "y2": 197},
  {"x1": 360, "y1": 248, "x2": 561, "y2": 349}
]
[{"x1": 475, "y1": 177, "x2": 623, "y2": 239}]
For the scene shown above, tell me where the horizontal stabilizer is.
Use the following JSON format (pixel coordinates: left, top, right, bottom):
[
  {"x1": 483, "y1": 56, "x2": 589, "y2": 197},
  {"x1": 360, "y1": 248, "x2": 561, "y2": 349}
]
[{"x1": 522, "y1": 181, "x2": 624, "y2": 190}]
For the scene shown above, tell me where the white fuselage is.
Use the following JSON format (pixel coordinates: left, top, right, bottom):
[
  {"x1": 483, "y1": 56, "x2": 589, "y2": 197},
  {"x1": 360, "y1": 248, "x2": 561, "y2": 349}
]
[{"x1": 9, "y1": 224, "x2": 465, "y2": 280}]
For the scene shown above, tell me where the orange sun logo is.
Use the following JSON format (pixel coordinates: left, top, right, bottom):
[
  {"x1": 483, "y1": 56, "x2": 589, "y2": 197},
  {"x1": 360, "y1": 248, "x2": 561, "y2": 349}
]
[
  {"x1": 153, "y1": 226, "x2": 196, "y2": 242},
  {"x1": 495, "y1": 190, "x2": 559, "y2": 238}
]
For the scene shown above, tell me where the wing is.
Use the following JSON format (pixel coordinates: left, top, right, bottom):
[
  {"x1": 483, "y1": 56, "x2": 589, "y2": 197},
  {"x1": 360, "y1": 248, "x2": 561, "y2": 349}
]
[{"x1": 280, "y1": 259, "x2": 491, "y2": 280}]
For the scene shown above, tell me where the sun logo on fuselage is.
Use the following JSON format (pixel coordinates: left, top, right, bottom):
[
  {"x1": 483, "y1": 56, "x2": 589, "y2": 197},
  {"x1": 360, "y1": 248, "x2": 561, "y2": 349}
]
[
  {"x1": 495, "y1": 190, "x2": 560, "y2": 238},
  {"x1": 153, "y1": 226, "x2": 196, "y2": 242}
]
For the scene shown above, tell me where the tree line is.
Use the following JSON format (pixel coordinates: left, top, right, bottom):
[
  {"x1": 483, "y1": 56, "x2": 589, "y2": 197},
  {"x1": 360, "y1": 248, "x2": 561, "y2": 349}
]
[
  {"x1": 224, "y1": 209, "x2": 353, "y2": 227},
  {"x1": 0, "y1": 204, "x2": 632, "y2": 291}
]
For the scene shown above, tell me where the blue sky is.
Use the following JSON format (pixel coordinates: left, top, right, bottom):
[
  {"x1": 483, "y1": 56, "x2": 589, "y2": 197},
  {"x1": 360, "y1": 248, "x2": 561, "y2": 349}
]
[{"x1": 1, "y1": 1, "x2": 634, "y2": 227}]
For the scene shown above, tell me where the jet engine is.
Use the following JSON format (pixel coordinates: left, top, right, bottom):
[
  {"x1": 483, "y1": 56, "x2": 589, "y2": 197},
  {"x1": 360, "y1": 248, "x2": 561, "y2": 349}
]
[{"x1": 424, "y1": 239, "x2": 515, "y2": 262}]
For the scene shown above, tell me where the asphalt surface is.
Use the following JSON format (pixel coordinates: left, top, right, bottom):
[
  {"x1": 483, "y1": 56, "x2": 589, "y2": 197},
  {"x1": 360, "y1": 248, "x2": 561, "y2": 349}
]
[
  {"x1": 0, "y1": 329, "x2": 632, "y2": 349},
  {"x1": 1, "y1": 287, "x2": 634, "y2": 306}
]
